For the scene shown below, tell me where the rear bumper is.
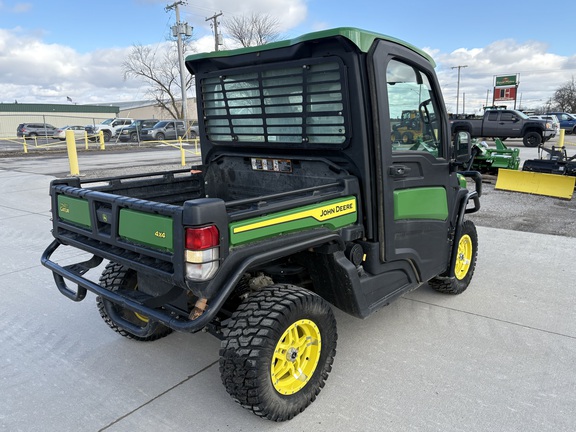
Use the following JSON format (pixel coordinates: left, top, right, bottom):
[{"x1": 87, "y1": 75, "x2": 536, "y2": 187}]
[{"x1": 41, "y1": 228, "x2": 344, "y2": 333}]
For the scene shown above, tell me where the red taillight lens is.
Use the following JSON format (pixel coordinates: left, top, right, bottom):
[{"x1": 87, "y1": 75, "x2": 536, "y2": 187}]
[{"x1": 185, "y1": 225, "x2": 219, "y2": 250}]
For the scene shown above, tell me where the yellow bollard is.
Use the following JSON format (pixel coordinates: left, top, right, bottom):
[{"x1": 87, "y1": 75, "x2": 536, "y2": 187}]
[
  {"x1": 65, "y1": 129, "x2": 80, "y2": 176},
  {"x1": 558, "y1": 129, "x2": 565, "y2": 148},
  {"x1": 179, "y1": 136, "x2": 186, "y2": 166},
  {"x1": 23, "y1": 140, "x2": 28, "y2": 153},
  {"x1": 84, "y1": 130, "x2": 89, "y2": 150},
  {"x1": 99, "y1": 131, "x2": 105, "y2": 150}
]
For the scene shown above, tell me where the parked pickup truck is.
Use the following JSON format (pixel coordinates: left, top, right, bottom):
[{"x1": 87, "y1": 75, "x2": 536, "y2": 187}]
[
  {"x1": 41, "y1": 27, "x2": 481, "y2": 421},
  {"x1": 450, "y1": 109, "x2": 555, "y2": 147}
]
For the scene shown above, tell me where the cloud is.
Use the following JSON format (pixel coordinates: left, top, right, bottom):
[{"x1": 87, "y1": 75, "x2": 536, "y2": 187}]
[
  {"x1": 0, "y1": 1, "x2": 32, "y2": 13},
  {"x1": 0, "y1": 29, "x2": 142, "y2": 104},
  {"x1": 434, "y1": 40, "x2": 576, "y2": 112},
  {"x1": 182, "y1": 0, "x2": 307, "y2": 33}
]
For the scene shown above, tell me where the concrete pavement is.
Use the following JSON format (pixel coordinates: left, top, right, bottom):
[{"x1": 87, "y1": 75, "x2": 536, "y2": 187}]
[{"x1": 1, "y1": 153, "x2": 575, "y2": 432}]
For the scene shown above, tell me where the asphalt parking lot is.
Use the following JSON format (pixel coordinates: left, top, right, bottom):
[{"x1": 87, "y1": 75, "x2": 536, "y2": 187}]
[{"x1": 1, "y1": 139, "x2": 575, "y2": 431}]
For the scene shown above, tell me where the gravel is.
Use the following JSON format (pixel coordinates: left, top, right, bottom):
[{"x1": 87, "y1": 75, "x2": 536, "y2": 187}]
[{"x1": 466, "y1": 180, "x2": 576, "y2": 238}]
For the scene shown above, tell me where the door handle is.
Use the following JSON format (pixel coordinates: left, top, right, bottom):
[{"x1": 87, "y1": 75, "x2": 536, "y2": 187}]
[{"x1": 389, "y1": 165, "x2": 411, "y2": 177}]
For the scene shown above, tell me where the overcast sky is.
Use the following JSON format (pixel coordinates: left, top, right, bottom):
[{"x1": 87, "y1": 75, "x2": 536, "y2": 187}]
[{"x1": 1, "y1": 0, "x2": 575, "y2": 113}]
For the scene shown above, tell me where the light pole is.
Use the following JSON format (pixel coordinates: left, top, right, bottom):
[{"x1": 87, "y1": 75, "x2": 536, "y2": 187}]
[{"x1": 451, "y1": 65, "x2": 468, "y2": 114}]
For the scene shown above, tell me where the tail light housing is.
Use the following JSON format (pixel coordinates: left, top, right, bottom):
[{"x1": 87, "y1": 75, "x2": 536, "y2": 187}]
[{"x1": 185, "y1": 225, "x2": 220, "y2": 280}]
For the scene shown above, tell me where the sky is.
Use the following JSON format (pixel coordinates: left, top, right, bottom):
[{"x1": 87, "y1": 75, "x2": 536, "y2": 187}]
[{"x1": 1, "y1": 0, "x2": 575, "y2": 114}]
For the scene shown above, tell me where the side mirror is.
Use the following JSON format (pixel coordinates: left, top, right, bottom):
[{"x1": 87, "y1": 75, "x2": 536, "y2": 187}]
[{"x1": 454, "y1": 131, "x2": 471, "y2": 163}]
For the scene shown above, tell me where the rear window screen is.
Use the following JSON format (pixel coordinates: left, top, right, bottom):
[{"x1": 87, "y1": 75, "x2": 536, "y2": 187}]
[{"x1": 200, "y1": 58, "x2": 350, "y2": 148}]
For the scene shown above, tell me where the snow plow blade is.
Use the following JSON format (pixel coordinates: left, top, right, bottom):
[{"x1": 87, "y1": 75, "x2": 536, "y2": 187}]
[{"x1": 495, "y1": 169, "x2": 575, "y2": 200}]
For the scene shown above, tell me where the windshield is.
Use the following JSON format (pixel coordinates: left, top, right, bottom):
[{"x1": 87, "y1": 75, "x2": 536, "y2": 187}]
[
  {"x1": 101, "y1": 119, "x2": 114, "y2": 125},
  {"x1": 512, "y1": 110, "x2": 529, "y2": 119},
  {"x1": 154, "y1": 121, "x2": 168, "y2": 128}
]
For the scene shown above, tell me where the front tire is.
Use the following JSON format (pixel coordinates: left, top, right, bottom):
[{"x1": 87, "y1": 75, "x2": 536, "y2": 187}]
[
  {"x1": 219, "y1": 284, "x2": 337, "y2": 421},
  {"x1": 429, "y1": 220, "x2": 478, "y2": 294},
  {"x1": 102, "y1": 131, "x2": 111, "y2": 142},
  {"x1": 97, "y1": 262, "x2": 172, "y2": 342},
  {"x1": 523, "y1": 131, "x2": 541, "y2": 147}
]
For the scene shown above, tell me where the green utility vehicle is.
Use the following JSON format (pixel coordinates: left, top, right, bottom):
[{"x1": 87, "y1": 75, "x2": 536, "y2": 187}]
[{"x1": 42, "y1": 28, "x2": 481, "y2": 421}]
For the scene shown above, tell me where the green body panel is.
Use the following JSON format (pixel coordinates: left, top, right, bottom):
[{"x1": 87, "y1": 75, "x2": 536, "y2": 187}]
[
  {"x1": 230, "y1": 196, "x2": 358, "y2": 246},
  {"x1": 57, "y1": 195, "x2": 91, "y2": 228},
  {"x1": 393, "y1": 187, "x2": 448, "y2": 221},
  {"x1": 119, "y1": 209, "x2": 174, "y2": 252},
  {"x1": 186, "y1": 27, "x2": 434, "y2": 67}
]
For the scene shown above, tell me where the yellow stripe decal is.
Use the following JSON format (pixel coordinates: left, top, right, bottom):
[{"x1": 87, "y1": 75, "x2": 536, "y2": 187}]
[{"x1": 233, "y1": 198, "x2": 357, "y2": 234}]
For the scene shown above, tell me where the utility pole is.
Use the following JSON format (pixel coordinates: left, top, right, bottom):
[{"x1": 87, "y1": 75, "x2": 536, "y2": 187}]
[
  {"x1": 451, "y1": 65, "x2": 468, "y2": 114},
  {"x1": 166, "y1": 1, "x2": 192, "y2": 128},
  {"x1": 206, "y1": 11, "x2": 223, "y2": 51}
]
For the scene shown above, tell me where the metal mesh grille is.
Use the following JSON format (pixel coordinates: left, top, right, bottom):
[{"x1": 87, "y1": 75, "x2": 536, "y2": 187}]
[{"x1": 201, "y1": 58, "x2": 349, "y2": 147}]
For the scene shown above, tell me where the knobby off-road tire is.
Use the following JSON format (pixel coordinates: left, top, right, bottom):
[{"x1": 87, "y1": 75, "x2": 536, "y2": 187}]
[
  {"x1": 429, "y1": 220, "x2": 478, "y2": 295},
  {"x1": 97, "y1": 262, "x2": 172, "y2": 342},
  {"x1": 219, "y1": 284, "x2": 337, "y2": 421}
]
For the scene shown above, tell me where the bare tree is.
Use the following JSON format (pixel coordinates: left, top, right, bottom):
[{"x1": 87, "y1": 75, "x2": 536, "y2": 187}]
[
  {"x1": 551, "y1": 77, "x2": 576, "y2": 113},
  {"x1": 122, "y1": 42, "x2": 194, "y2": 119},
  {"x1": 223, "y1": 13, "x2": 281, "y2": 48}
]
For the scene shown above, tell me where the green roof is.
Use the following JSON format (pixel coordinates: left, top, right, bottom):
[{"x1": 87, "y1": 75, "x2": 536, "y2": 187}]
[
  {"x1": 0, "y1": 103, "x2": 119, "y2": 114},
  {"x1": 186, "y1": 27, "x2": 435, "y2": 67}
]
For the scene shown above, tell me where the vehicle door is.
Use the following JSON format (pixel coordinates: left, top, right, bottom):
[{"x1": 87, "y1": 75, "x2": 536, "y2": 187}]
[
  {"x1": 165, "y1": 121, "x2": 177, "y2": 139},
  {"x1": 370, "y1": 41, "x2": 458, "y2": 283},
  {"x1": 72, "y1": 125, "x2": 85, "y2": 139},
  {"x1": 481, "y1": 111, "x2": 500, "y2": 137},
  {"x1": 495, "y1": 111, "x2": 521, "y2": 137},
  {"x1": 176, "y1": 121, "x2": 186, "y2": 138}
]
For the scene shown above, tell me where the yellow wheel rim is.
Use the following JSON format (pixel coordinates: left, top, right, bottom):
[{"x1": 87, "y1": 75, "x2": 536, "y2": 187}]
[
  {"x1": 134, "y1": 312, "x2": 149, "y2": 323},
  {"x1": 132, "y1": 283, "x2": 149, "y2": 323},
  {"x1": 271, "y1": 319, "x2": 321, "y2": 395},
  {"x1": 455, "y1": 234, "x2": 473, "y2": 280}
]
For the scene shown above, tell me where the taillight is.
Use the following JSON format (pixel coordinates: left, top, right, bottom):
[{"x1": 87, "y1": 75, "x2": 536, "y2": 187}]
[{"x1": 185, "y1": 225, "x2": 219, "y2": 280}]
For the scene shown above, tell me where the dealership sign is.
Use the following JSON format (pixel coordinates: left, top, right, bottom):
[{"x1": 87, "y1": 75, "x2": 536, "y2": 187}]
[
  {"x1": 495, "y1": 75, "x2": 518, "y2": 87},
  {"x1": 493, "y1": 86, "x2": 517, "y2": 102}
]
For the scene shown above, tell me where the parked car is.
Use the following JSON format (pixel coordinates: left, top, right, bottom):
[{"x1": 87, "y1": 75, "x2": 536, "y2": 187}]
[
  {"x1": 189, "y1": 124, "x2": 199, "y2": 139},
  {"x1": 86, "y1": 118, "x2": 134, "y2": 142},
  {"x1": 118, "y1": 119, "x2": 159, "y2": 142},
  {"x1": 140, "y1": 120, "x2": 186, "y2": 141},
  {"x1": 529, "y1": 115, "x2": 560, "y2": 138},
  {"x1": 16, "y1": 123, "x2": 57, "y2": 138},
  {"x1": 544, "y1": 112, "x2": 576, "y2": 134},
  {"x1": 53, "y1": 125, "x2": 88, "y2": 141}
]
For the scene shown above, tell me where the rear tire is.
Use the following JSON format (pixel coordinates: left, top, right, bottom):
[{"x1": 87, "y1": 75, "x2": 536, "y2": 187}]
[
  {"x1": 97, "y1": 262, "x2": 172, "y2": 342},
  {"x1": 429, "y1": 220, "x2": 478, "y2": 294},
  {"x1": 219, "y1": 284, "x2": 337, "y2": 421}
]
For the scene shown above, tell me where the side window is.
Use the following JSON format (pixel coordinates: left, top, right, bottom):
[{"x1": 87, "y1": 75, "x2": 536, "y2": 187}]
[
  {"x1": 500, "y1": 113, "x2": 513, "y2": 122},
  {"x1": 488, "y1": 112, "x2": 498, "y2": 121},
  {"x1": 387, "y1": 59, "x2": 442, "y2": 156}
]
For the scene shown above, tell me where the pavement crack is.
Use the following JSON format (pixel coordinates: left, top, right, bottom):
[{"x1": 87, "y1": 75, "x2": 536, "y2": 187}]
[
  {"x1": 98, "y1": 360, "x2": 219, "y2": 431},
  {"x1": 404, "y1": 297, "x2": 576, "y2": 340}
]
